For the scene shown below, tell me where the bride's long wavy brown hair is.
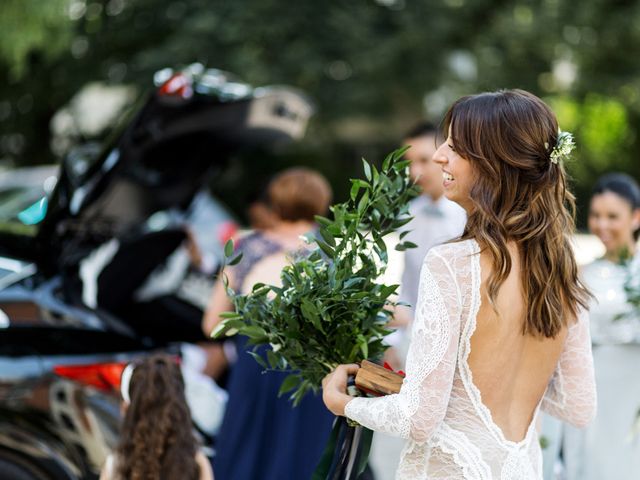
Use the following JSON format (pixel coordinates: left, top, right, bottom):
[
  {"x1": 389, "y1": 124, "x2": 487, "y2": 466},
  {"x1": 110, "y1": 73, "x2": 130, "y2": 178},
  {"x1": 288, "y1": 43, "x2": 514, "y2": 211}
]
[
  {"x1": 443, "y1": 89, "x2": 591, "y2": 338},
  {"x1": 116, "y1": 354, "x2": 200, "y2": 480}
]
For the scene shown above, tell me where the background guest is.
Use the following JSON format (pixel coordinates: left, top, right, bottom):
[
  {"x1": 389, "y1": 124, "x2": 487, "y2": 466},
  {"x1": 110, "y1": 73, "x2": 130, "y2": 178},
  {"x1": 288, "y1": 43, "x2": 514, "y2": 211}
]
[
  {"x1": 202, "y1": 167, "x2": 334, "y2": 480},
  {"x1": 545, "y1": 172, "x2": 640, "y2": 480},
  {"x1": 394, "y1": 122, "x2": 467, "y2": 332}
]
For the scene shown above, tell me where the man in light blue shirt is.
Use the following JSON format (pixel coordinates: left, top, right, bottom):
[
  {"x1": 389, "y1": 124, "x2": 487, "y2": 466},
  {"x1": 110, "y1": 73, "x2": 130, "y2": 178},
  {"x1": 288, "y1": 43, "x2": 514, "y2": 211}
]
[
  {"x1": 396, "y1": 123, "x2": 467, "y2": 327},
  {"x1": 371, "y1": 123, "x2": 467, "y2": 480}
]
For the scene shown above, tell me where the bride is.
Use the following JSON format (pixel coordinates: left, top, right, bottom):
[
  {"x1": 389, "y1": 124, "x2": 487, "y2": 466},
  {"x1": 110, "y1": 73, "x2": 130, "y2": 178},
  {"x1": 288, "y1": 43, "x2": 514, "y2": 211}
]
[{"x1": 322, "y1": 89, "x2": 597, "y2": 479}]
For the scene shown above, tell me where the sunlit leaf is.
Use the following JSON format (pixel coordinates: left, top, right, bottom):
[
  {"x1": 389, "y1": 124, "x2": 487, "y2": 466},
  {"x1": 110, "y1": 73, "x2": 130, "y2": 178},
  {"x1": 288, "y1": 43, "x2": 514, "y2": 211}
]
[
  {"x1": 224, "y1": 239, "x2": 234, "y2": 258},
  {"x1": 362, "y1": 158, "x2": 372, "y2": 181}
]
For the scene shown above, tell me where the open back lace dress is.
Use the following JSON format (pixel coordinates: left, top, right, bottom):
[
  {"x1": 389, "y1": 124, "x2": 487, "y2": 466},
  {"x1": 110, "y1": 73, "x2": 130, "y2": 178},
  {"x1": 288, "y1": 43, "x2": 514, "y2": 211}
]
[{"x1": 345, "y1": 240, "x2": 596, "y2": 479}]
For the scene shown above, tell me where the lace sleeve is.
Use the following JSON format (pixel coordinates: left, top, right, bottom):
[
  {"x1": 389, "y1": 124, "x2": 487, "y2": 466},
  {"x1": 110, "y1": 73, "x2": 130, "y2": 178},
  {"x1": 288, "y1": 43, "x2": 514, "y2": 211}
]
[
  {"x1": 345, "y1": 247, "x2": 462, "y2": 443},
  {"x1": 541, "y1": 308, "x2": 597, "y2": 427}
]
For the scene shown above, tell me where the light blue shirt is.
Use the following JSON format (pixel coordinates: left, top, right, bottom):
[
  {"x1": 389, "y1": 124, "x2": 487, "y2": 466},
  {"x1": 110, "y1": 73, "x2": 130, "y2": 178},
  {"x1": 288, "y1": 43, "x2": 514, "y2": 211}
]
[{"x1": 398, "y1": 195, "x2": 466, "y2": 316}]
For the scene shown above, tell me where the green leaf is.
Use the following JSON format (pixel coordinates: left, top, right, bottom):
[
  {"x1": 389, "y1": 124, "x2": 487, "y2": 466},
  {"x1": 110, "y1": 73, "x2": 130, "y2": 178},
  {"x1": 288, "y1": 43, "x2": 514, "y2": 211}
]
[
  {"x1": 380, "y1": 284, "x2": 399, "y2": 297},
  {"x1": 358, "y1": 335, "x2": 368, "y2": 359},
  {"x1": 319, "y1": 228, "x2": 336, "y2": 247},
  {"x1": 224, "y1": 239, "x2": 234, "y2": 258},
  {"x1": 291, "y1": 381, "x2": 312, "y2": 406},
  {"x1": 210, "y1": 322, "x2": 229, "y2": 339},
  {"x1": 362, "y1": 158, "x2": 372, "y2": 181},
  {"x1": 395, "y1": 159, "x2": 411, "y2": 170},
  {"x1": 327, "y1": 223, "x2": 342, "y2": 236},
  {"x1": 350, "y1": 180, "x2": 361, "y2": 202},
  {"x1": 392, "y1": 217, "x2": 413, "y2": 228},
  {"x1": 243, "y1": 325, "x2": 269, "y2": 340},
  {"x1": 267, "y1": 348, "x2": 280, "y2": 369},
  {"x1": 300, "y1": 297, "x2": 318, "y2": 316},
  {"x1": 382, "y1": 151, "x2": 393, "y2": 171},
  {"x1": 314, "y1": 215, "x2": 332, "y2": 227},
  {"x1": 301, "y1": 298, "x2": 325, "y2": 333},
  {"x1": 210, "y1": 318, "x2": 245, "y2": 338},
  {"x1": 228, "y1": 252, "x2": 243, "y2": 266},
  {"x1": 392, "y1": 145, "x2": 410, "y2": 161},
  {"x1": 316, "y1": 239, "x2": 335, "y2": 258},
  {"x1": 343, "y1": 276, "x2": 365, "y2": 288},
  {"x1": 278, "y1": 374, "x2": 300, "y2": 397},
  {"x1": 357, "y1": 190, "x2": 369, "y2": 215},
  {"x1": 247, "y1": 351, "x2": 268, "y2": 370}
]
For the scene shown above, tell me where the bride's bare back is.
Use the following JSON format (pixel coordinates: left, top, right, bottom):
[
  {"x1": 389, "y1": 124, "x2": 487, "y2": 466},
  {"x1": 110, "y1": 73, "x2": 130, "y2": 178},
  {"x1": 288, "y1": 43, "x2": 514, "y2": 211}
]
[{"x1": 469, "y1": 243, "x2": 568, "y2": 442}]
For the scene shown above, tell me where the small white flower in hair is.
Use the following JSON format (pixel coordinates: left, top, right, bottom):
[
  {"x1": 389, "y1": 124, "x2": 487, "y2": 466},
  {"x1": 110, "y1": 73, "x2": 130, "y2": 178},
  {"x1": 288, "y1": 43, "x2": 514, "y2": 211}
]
[{"x1": 550, "y1": 130, "x2": 575, "y2": 165}]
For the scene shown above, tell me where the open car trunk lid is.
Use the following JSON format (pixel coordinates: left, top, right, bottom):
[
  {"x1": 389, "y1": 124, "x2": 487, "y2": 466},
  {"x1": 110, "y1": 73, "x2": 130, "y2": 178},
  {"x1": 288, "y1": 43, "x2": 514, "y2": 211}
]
[{"x1": 31, "y1": 68, "x2": 312, "y2": 271}]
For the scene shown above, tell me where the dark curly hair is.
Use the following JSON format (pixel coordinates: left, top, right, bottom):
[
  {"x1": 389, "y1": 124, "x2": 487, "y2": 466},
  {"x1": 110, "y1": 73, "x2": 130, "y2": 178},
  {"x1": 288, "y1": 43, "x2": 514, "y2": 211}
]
[{"x1": 116, "y1": 354, "x2": 200, "y2": 480}]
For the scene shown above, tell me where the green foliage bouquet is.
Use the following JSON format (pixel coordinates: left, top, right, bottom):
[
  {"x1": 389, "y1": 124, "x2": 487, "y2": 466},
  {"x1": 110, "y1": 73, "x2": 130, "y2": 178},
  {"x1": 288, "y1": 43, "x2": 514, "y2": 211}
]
[{"x1": 213, "y1": 148, "x2": 419, "y2": 404}]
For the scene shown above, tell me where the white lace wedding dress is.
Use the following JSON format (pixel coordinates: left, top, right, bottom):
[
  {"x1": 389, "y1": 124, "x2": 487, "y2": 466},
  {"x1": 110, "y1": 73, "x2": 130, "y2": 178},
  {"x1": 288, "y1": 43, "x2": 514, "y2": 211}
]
[{"x1": 345, "y1": 240, "x2": 597, "y2": 479}]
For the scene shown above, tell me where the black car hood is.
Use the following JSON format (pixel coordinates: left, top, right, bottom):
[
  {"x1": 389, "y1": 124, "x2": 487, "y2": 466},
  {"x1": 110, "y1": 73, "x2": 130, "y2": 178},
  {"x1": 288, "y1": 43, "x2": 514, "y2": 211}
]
[{"x1": 34, "y1": 70, "x2": 312, "y2": 269}]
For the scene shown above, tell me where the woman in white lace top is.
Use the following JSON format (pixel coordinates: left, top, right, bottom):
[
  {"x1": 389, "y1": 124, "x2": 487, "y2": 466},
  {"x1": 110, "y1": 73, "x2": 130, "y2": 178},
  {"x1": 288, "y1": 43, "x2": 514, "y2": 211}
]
[{"x1": 323, "y1": 89, "x2": 597, "y2": 479}]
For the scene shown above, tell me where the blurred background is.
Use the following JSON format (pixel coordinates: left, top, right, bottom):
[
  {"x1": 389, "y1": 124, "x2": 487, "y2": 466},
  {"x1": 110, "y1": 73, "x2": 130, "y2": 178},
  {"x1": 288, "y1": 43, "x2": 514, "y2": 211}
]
[{"x1": 1, "y1": 0, "x2": 639, "y2": 226}]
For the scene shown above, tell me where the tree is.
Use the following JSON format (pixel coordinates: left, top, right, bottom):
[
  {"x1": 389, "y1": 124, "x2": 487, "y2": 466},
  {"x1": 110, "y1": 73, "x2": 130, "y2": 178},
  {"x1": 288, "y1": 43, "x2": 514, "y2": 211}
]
[{"x1": 1, "y1": 0, "x2": 639, "y2": 224}]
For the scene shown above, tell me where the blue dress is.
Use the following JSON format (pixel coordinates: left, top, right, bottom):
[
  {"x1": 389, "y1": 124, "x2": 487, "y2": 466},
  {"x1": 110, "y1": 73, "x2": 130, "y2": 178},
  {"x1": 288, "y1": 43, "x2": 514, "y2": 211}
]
[{"x1": 213, "y1": 232, "x2": 334, "y2": 480}]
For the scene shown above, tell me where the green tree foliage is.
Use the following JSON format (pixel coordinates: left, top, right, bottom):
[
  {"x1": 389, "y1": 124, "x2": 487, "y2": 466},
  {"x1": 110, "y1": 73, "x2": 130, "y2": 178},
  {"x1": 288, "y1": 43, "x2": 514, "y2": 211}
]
[
  {"x1": 548, "y1": 94, "x2": 633, "y2": 219},
  {"x1": 0, "y1": 0, "x2": 73, "y2": 80},
  {"x1": 1, "y1": 0, "x2": 639, "y2": 224}
]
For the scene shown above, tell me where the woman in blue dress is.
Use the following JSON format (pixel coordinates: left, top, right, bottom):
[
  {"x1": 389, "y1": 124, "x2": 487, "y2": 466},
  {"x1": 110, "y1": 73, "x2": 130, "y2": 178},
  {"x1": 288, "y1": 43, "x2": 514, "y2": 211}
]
[{"x1": 202, "y1": 168, "x2": 335, "y2": 480}]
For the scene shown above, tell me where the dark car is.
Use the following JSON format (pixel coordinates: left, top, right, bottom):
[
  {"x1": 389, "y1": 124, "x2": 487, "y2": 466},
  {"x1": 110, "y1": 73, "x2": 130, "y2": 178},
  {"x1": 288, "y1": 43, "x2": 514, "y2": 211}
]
[{"x1": 0, "y1": 65, "x2": 312, "y2": 479}]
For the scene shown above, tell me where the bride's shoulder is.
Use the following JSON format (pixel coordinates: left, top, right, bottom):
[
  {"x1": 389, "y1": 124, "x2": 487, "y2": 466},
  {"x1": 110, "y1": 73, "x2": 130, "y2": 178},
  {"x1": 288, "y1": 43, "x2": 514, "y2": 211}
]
[{"x1": 426, "y1": 239, "x2": 478, "y2": 264}]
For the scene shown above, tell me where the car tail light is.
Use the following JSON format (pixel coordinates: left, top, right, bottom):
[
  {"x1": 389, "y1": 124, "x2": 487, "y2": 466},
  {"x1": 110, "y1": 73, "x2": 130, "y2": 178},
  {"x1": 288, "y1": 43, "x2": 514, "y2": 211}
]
[
  {"x1": 53, "y1": 362, "x2": 127, "y2": 393},
  {"x1": 158, "y1": 73, "x2": 193, "y2": 99}
]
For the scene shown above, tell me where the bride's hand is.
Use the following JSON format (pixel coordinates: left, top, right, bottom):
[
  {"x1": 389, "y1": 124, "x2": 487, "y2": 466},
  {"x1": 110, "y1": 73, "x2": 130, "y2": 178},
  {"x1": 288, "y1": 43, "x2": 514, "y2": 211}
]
[{"x1": 322, "y1": 364, "x2": 360, "y2": 416}]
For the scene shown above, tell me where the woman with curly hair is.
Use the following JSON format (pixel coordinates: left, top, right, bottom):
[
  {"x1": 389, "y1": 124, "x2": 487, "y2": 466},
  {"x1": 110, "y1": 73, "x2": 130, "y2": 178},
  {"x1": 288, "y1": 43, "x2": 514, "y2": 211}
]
[
  {"x1": 100, "y1": 354, "x2": 213, "y2": 480},
  {"x1": 323, "y1": 89, "x2": 597, "y2": 479}
]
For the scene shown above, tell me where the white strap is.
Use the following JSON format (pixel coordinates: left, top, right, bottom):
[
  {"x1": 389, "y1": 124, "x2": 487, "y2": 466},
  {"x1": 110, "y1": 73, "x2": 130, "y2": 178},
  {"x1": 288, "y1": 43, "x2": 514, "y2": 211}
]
[{"x1": 120, "y1": 363, "x2": 136, "y2": 404}]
